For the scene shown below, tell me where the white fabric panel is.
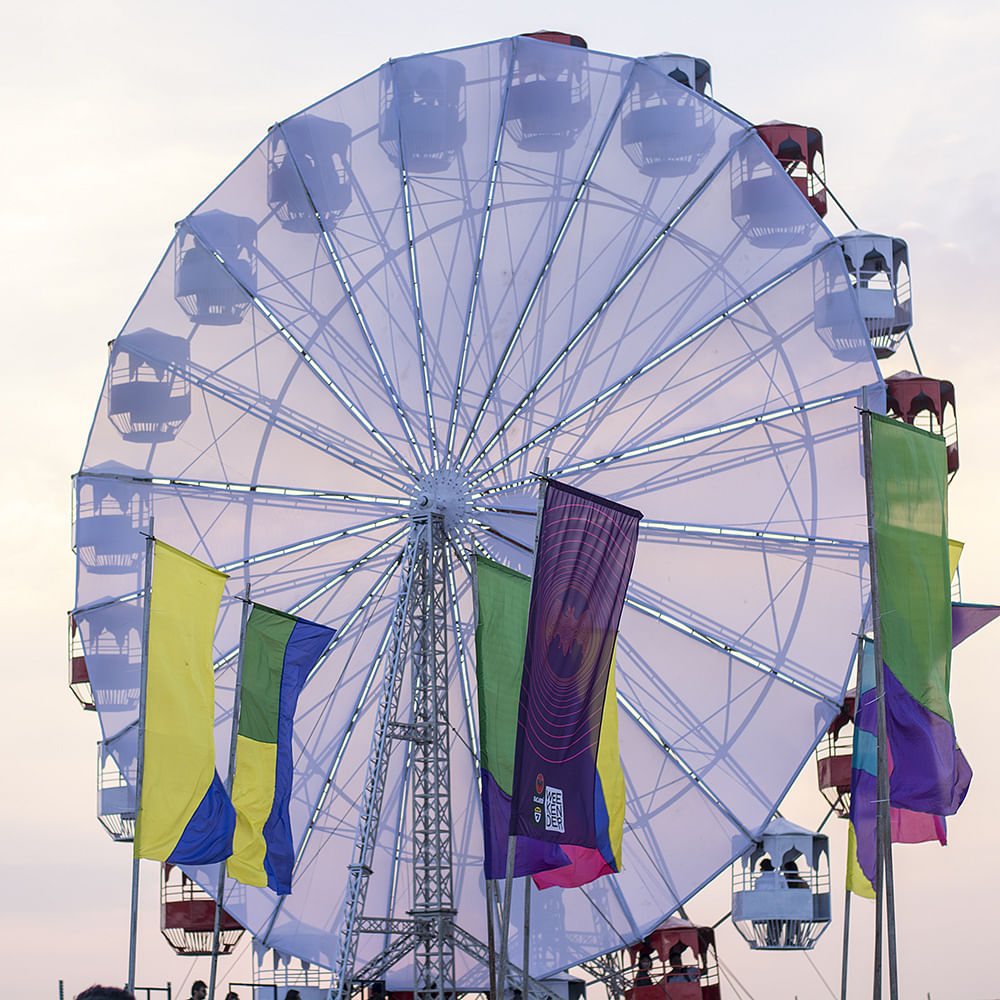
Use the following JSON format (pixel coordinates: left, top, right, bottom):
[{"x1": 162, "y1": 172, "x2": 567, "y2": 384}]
[
  {"x1": 453, "y1": 41, "x2": 636, "y2": 464},
  {"x1": 285, "y1": 69, "x2": 430, "y2": 469},
  {"x1": 554, "y1": 396, "x2": 871, "y2": 541},
  {"x1": 73, "y1": 34, "x2": 883, "y2": 986},
  {"x1": 628, "y1": 533, "x2": 866, "y2": 698}
]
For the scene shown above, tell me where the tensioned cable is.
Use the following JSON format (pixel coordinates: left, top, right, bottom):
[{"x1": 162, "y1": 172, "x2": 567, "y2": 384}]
[
  {"x1": 277, "y1": 120, "x2": 430, "y2": 477},
  {"x1": 183, "y1": 216, "x2": 421, "y2": 480},
  {"x1": 466, "y1": 237, "x2": 841, "y2": 488},
  {"x1": 445, "y1": 47, "x2": 515, "y2": 463},
  {"x1": 456, "y1": 60, "x2": 642, "y2": 467},
  {"x1": 460, "y1": 126, "x2": 759, "y2": 473}
]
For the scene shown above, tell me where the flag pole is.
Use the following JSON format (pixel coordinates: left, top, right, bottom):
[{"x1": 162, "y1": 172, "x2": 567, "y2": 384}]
[
  {"x1": 861, "y1": 399, "x2": 899, "y2": 1000},
  {"x1": 497, "y1": 837, "x2": 517, "y2": 1000},
  {"x1": 498, "y1": 461, "x2": 549, "y2": 1000},
  {"x1": 128, "y1": 518, "x2": 155, "y2": 994},
  {"x1": 486, "y1": 879, "x2": 498, "y2": 1000},
  {"x1": 522, "y1": 876, "x2": 531, "y2": 1000},
  {"x1": 840, "y1": 631, "x2": 863, "y2": 1000},
  {"x1": 209, "y1": 586, "x2": 252, "y2": 999}
]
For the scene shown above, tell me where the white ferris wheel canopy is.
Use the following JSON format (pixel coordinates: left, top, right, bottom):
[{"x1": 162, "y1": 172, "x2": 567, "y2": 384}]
[{"x1": 73, "y1": 32, "x2": 883, "y2": 987}]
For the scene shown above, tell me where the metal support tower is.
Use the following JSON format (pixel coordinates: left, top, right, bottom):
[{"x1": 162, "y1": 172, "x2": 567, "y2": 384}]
[
  {"x1": 333, "y1": 513, "x2": 456, "y2": 1000},
  {"x1": 411, "y1": 513, "x2": 457, "y2": 1000}
]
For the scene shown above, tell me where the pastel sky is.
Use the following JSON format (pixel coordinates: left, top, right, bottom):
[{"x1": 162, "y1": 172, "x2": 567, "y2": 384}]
[{"x1": 4, "y1": 2, "x2": 998, "y2": 998}]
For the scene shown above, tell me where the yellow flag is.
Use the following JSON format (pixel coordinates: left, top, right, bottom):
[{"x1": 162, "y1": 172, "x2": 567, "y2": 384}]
[
  {"x1": 845, "y1": 823, "x2": 876, "y2": 899},
  {"x1": 134, "y1": 541, "x2": 230, "y2": 861}
]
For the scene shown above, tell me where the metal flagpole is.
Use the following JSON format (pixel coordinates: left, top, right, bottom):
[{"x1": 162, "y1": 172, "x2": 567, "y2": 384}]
[
  {"x1": 496, "y1": 837, "x2": 517, "y2": 1000},
  {"x1": 861, "y1": 400, "x2": 899, "y2": 1000},
  {"x1": 497, "y1": 462, "x2": 549, "y2": 1000},
  {"x1": 127, "y1": 518, "x2": 155, "y2": 994},
  {"x1": 522, "y1": 877, "x2": 531, "y2": 1000},
  {"x1": 209, "y1": 586, "x2": 252, "y2": 999},
  {"x1": 486, "y1": 880, "x2": 498, "y2": 1000},
  {"x1": 840, "y1": 885, "x2": 851, "y2": 1000},
  {"x1": 840, "y1": 632, "x2": 863, "y2": 1000}
]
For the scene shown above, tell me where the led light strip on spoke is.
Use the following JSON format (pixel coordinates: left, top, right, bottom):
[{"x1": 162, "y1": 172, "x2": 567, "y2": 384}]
[
  {"x1": 78, "y1": 469, "x2": 410, "y2": 507},
  {"x1": 640, "y1": 519, "x2": 865, "y2": 550},
  {"x1": 462, "y1": 127, "x2": 759, "y2": 473},
  {"x1": 467, "y1": 238, "x2": 838, "y2": 487},
  {"x1": 457, "y1": 63, "x2": 641, "y2": 467},
  {"x1": 624, "y1": 593, "x2": 841, "y2": 709},
  {"x1": 446, "y1": 55, "x2": 515, "y2": 463},
  {"x1": 183, "y1": 216, "x2": 420, "y2": 480},
  {"x1": 390, "y1": 61, "x2": 439, "y2": 469},
  {"x1": 277, "y1": 121, "x2": 430, "y2": 476}
]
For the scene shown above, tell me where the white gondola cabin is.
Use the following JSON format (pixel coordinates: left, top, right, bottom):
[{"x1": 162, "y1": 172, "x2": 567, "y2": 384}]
[
  {"x1": 379, "y1": 55, "x2": 467, "y2": 173},
  {"x1": 507, "y1": 32, "x2": 590, "y2": 152},
  {"x1": 732, "y1": 818, "x2": 831, "y2": 950},
  {"x1": 174, "y1": 210, "x2": 255, "y2": 325},
  {"x1": 107, "y1": 329, "x2": 191, "y2": 442},
  {"x1": 621, "y1": 54, "x2": 714, "y2": 177},
  {"x1": 839, "y1": 231, "x2": 912, "y2": 359},
  {"x1": 268, "y1": 115, "x2": 352, "y2": 232}
]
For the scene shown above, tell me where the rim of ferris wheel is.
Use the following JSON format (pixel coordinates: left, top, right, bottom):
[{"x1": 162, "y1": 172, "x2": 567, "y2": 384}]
[{"x1": 72, "y1": 30, "x2": 883, "y2": 992}]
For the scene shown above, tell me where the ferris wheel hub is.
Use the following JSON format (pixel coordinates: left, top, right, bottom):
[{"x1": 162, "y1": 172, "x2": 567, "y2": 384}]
[{"x1": 409, "y1": 467, "x2": 473, "y2": 534}]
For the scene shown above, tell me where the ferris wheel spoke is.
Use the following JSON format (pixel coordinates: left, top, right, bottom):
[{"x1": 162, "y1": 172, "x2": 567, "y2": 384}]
[
  {"x1": 183, "y1": 218, "x2": 422, "y2": 479},
  {"x1": 396, "y1": 129, "x2": 439, "y2": 465},
  {"x1": 460, "y1": 129, "x2": 755, "y2": 471},
  {"x1": 446, "y1": 553, "x2": 480, "y2": 778},
  {"x1": 455, "y1": 63, "x2": 637, "y2": 467},
  {"x1": 639, "y1": 518, "x2": 864, "y2": 550},
  {"x1": 104, "y1": 473, "x2": 410, "y2": 510},
  {"x1": 446, "y1": 58, "x2": 514, "y2": 462},
  {"x1": 467, "y1": 240, "x2": 839, "y2": 488},
  {"x1": 274, "y1": 122, "x2": 431, "y2": 476}
]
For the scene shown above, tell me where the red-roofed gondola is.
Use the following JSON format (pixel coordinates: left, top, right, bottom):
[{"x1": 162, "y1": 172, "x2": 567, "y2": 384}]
[
  {"x1": 624, "y1": 918, "x2": 720, "y2": 1000},
  {"x1": 886, "y1": 371, "x2": 958, "y2": 478}
]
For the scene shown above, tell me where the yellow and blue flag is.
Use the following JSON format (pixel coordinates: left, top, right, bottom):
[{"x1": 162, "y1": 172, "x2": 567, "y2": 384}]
[{"x1": 134, "y1": 541, "x2": 235, "y2": 864}]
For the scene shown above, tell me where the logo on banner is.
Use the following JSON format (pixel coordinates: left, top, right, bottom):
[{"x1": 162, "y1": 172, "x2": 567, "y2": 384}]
[{"x1": 544, "y1": 786, "x2": 565, "y2": 833}]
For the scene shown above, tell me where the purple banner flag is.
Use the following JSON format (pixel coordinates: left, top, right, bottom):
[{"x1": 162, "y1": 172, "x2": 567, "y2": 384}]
[{"x1": 510, "y1": 480, "x2": 640, "y2": 873}]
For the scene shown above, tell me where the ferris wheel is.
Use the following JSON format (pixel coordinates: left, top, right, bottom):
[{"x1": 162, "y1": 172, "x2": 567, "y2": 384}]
[{"x1": 72, "y1": 31, "x2": 884, "y2": 995}]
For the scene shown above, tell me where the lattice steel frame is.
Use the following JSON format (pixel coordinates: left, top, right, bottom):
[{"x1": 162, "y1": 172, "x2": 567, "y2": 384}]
[
  {"x1": 334, "y1": 513, "x2": 457, "y2": 1000},
  {"x1": 410, "y1": 514, "x2": 457, "y2": 1000}
]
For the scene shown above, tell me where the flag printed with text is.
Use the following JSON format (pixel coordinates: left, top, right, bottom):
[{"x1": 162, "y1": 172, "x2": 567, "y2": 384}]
[
  {"x1": 134, "y1": 541, "x2": 235, "y2": 865},
  {"x1": 227, "y1": 604, "x2": 334, "y2": 895},
  {"x1": 509, "y1": 481, "x2": 640, "y2": 889}
]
